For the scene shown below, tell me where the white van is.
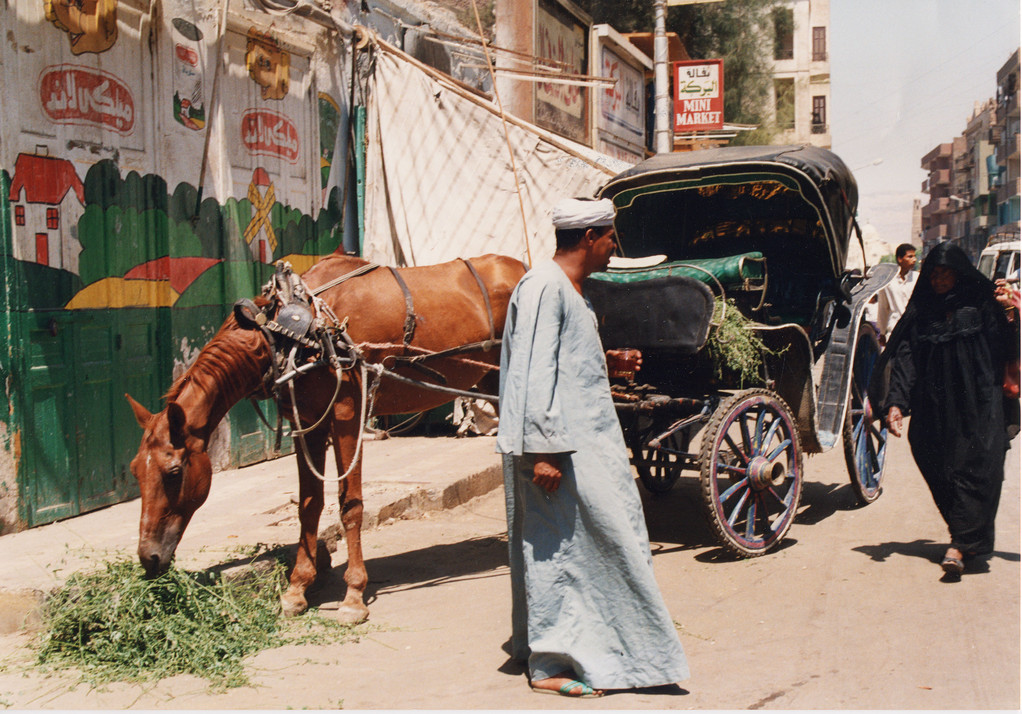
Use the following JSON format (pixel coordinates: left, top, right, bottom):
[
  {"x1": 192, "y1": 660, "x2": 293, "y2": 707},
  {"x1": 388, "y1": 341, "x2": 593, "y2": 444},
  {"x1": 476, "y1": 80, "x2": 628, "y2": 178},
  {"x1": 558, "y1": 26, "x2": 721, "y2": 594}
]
[{"x1": 976, "y1": 239, "x2": 1020, "y2": 281}]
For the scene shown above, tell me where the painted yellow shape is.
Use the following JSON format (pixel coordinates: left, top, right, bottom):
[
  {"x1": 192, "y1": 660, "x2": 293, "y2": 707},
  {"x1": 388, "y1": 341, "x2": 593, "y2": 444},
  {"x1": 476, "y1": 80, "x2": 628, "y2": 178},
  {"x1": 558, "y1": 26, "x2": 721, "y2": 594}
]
[
  {"x1": 65, "y1": 278, "x2": 180, "y2": 309},
  {"x1": 279, "y1": 253, "x2": 323, "y2": 276}
]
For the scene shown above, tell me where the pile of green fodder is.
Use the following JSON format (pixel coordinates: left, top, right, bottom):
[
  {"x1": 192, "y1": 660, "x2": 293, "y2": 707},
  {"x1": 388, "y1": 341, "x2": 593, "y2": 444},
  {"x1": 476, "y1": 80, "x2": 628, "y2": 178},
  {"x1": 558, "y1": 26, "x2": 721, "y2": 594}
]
[
  {"x1": 36, "y1": 556, "x2": 366, "y2": 689},
  {"x1": 705, "y1": 297, "x2": 781, "y2": 387}
]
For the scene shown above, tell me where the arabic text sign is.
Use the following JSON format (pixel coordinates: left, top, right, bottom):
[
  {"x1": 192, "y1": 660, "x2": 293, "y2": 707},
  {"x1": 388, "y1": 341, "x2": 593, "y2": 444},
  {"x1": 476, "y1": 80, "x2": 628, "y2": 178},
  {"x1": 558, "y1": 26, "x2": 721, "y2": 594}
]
[
  {"x1": 39, "y1": 65, "x2": 135, "y2": 135},
  {"x1": 600, "y1": 46, "x2": 644, "y2": 138},
  {"x1": 241, "y1": 109, "x2": 300, "y2": 164},
  {"x1": 673, "y1": 59, "x2": 723, "y2": 132},
  {"x1": 536, "y1": 4, "x2": 585, "y2": 119}
]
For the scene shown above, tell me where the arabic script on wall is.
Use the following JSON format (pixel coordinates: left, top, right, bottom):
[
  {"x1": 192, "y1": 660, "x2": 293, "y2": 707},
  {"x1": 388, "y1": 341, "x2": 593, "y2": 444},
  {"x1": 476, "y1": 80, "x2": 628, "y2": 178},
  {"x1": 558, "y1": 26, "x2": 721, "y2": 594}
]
[
  {"x1": 241, "y1": 109, "x2": 300, "y2": 163},
  {"x1": 39, "y1": 65, "x2": 135, "y2": 135}
]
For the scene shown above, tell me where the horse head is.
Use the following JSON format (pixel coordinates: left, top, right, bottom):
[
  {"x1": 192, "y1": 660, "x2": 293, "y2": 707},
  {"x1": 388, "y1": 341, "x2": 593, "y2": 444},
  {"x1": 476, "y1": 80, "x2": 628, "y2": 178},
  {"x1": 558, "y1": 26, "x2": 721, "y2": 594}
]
[{"x1": 127, "y1": 394, "x2": 213, "y2": 577}]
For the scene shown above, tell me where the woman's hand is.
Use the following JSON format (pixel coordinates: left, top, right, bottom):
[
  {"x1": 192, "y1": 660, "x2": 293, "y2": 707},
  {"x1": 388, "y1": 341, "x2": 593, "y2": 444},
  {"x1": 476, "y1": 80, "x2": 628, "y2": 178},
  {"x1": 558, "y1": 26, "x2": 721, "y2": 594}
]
[{"x1": 886, "y1": 406, "x2": 904, "y2": 438}]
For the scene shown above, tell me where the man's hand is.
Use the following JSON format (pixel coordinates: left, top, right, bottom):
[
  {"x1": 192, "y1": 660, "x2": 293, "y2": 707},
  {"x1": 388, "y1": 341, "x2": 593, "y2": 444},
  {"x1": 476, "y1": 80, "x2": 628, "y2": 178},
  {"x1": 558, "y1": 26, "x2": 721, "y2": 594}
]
[
  {"x1": 532, "y1": 454, "x2": 563, "y2": 492},
  {"x1": 606, "y1": 349, "x2": 642, "y2": 380},
  {"x1": 886, "y1": 406, "x2": 904, "y2": 438}
]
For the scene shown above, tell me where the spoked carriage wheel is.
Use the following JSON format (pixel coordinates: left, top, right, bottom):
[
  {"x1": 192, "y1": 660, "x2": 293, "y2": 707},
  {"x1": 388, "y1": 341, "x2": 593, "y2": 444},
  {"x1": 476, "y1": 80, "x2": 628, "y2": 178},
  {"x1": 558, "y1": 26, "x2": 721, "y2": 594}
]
[
  {"x1": 630, "y1": 429, "x2": 686, "y2": 494},
  {"x1": 843, "y1": 322, "x2": 888, "y2": 505},
  {"x1": 699, "y1": 389, "x2": 803, "y2": 557}
]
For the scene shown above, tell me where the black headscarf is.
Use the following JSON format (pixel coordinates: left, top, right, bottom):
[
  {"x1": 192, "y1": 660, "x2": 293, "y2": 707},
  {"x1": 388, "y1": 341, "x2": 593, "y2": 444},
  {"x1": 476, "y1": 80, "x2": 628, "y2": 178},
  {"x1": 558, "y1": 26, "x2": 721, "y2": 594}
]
[
  {"x1": 869, "y1": 242, "x2": 1003, "y2": 411},
  {"x1": 883, "y1": 243, "x2": 997, "y2": 356}
]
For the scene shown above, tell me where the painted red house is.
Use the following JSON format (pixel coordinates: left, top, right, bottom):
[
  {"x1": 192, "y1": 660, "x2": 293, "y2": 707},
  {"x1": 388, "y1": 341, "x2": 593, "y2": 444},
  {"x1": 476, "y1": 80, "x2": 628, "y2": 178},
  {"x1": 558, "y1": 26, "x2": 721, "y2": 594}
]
[{"x1": 8, "y1": 152, "x2": 86, "y2": 274}]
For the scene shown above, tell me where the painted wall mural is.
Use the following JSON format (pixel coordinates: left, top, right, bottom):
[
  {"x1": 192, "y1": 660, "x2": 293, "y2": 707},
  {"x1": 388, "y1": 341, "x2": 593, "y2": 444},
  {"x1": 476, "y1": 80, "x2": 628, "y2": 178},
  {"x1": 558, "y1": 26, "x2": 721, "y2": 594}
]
[
  {"x1": 245, "y1": 27, "x2": 291, "y2": 101},
  {"x1": 241, "y1": 109, "x2": 300, "y2": 163},
  {"x1": 8, "y1": 152, "x2": 86, "y2": 274},
  {"x1": 2, "y1": 1, "x2": 352, "y2": 530},
  {"x1": 39, "y1": 65, "x2": 136, "y2": 135},
  {"x1": 3, "y1": 156, "x2": 344, "y2": 311},
  {"x1": 318, "y1": 93, "x2": 340, "y2": 191},
  {"x1": 44, "y1": 0, "x2": 119, "y2": 55},
  {"x1": 171, "y1": 18, "x2": 206, "y2": 131}
]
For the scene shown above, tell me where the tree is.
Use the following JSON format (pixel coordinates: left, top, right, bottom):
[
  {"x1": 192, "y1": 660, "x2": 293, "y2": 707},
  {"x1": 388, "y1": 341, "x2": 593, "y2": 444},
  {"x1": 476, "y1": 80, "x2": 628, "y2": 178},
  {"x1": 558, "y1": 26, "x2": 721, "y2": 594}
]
[{"x1": 579, "y1": 0, "x2": 781, "y2": 144}]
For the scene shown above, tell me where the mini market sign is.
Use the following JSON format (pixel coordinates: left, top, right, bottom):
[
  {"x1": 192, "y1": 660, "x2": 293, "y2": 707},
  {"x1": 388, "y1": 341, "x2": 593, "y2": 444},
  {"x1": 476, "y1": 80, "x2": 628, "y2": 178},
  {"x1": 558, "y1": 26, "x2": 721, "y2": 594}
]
[{"x1": 673, "y1": 59, "x2": 723, "y2": 132}]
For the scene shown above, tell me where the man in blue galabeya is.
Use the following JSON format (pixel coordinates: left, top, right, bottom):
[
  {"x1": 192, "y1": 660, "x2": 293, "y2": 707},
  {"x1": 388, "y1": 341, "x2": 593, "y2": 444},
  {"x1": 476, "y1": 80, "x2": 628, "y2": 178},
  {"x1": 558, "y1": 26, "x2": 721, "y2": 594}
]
[{"x1": 497, "y1": 197, "x2": 689, "y2": 698}]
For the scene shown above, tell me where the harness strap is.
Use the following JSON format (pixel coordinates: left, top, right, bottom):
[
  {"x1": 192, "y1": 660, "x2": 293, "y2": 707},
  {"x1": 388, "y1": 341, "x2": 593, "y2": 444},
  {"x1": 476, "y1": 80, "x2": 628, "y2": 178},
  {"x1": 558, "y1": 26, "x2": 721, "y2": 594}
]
[
  {"x1": 387, "y1": 339, "x2": 500, "y2": 365},
  {"x1": 388, "y1": 266, "x2": 417, "y2": 347},
  {"x1": 460, "y1": 257, "x2": 496, "y2": 343},
  {"x1": 310, "y1": 262, "x2": 381, "y2": 296}
]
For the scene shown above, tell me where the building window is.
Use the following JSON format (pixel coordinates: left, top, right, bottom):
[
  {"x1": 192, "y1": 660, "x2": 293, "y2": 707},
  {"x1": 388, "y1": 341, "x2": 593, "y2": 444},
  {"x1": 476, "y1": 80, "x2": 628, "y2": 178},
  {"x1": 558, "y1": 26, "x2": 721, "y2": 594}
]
[
  {"x1": 812, "y1": 27, "x2": 827, "y2": 61},
  {"x1": 46, "y1": 207, "x2": 60, "y2": 230},
  {"x1": 775, "y1": 78, "x2": 795, "y2": 131},
  {"x1": 14, "y1": 205, "x2": 25, "y2": 226},
  {"x1": 36, "y1": 233, "x2": 49, "y2": 265},
  {"x1": 812, "y1": 96, "x2": 827, "y2": 133},
  {"x1": 773, "y1": 7, "x2": 794, "y2": 61}
]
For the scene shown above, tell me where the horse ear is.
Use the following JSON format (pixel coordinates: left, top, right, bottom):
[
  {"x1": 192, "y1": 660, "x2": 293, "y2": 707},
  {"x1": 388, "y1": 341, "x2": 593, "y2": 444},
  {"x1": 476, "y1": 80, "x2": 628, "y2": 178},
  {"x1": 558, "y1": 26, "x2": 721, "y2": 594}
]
[
  {"x1": 126, "y1": 394, "x2": 153, "y2": 429},
  {"x1": 167, "y1": 401, "x2": 188, "y2": 440}
]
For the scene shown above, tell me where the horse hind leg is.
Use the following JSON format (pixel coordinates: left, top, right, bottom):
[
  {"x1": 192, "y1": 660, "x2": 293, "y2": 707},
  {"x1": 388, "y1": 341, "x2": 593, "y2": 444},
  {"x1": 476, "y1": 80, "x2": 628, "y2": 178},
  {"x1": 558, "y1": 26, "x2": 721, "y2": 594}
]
[
  {"x1": 283, "y1": 425, "x2": 329, "y2": 617},
  {"x1": 330, "y1": 402, "x2": 370, "y2": 625}
]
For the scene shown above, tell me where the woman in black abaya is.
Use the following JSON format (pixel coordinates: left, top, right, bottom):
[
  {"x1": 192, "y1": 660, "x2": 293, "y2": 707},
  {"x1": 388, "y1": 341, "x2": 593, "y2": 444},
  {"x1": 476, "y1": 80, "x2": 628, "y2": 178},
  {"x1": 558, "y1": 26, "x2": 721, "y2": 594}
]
[{"x1": 884, "y1": 242, "x2": 1017, "y2": 579}]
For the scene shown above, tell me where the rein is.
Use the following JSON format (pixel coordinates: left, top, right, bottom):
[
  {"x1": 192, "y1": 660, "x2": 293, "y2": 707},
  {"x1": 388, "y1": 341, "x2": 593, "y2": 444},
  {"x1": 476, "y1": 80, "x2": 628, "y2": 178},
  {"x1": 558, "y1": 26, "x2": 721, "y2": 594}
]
[{"x1": 235, "y1": 260, "x2": 502, "y2": 482}]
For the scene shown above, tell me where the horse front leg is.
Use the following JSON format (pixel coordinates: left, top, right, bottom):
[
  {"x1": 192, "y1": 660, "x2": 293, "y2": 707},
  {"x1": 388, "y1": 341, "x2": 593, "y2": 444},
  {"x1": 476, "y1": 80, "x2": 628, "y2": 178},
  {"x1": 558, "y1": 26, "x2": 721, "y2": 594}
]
[
  {"x1": 330, "y1": 387, "x2": 370, "y2": 624},
  {"x1": 283, "y1": 425, "x2": 328, "y2": 617}
]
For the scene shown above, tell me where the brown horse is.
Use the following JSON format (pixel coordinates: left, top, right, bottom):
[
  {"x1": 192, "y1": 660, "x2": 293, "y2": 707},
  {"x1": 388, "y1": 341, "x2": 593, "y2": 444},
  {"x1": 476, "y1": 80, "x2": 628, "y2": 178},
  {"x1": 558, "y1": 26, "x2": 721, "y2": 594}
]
[{"x1": 126, "y1": 254, "x2": 525, "y2": 622}]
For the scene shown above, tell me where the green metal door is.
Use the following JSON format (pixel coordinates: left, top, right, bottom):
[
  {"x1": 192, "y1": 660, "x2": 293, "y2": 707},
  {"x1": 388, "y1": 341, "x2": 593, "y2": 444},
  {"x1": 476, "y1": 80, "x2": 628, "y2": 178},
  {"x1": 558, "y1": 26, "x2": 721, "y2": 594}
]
[
  {"x1": 19, "y1": 311, "x2": 77, "y2": 525},
  {"x1": 17, "y1": 308, "x2": 167, "y2": 527}
]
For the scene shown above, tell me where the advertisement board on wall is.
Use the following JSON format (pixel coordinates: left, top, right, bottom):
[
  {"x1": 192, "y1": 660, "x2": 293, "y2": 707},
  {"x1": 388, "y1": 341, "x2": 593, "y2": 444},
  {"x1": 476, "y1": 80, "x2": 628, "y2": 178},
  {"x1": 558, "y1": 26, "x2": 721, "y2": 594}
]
[
  {"x1": 535, "y1": 0, "x2": 588, "y2": 144},
  {"x1": 596, "y1": 43, "x2": 645, "y2": 160},
  {"x1": 673, "y1": 59, "x2": 724, "y2": 132}
]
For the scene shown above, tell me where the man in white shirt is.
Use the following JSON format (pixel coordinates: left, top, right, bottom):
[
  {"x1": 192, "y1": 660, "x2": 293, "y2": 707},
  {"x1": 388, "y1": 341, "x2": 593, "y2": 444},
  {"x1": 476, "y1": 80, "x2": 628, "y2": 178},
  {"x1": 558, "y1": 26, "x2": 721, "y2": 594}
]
[{"x1": 877, "y1": 243, "x2": 918, "y2": 345}]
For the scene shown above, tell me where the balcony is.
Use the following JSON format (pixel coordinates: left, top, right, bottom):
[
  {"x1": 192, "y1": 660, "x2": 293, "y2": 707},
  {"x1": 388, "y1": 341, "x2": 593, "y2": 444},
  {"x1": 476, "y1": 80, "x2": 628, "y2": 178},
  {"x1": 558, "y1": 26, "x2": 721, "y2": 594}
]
[
  {"x1": 1006, "y1": 132, "x2": 1020, "y2": 160},
  {"x1": 921, "y1": 198, "x2": 951, "y2": 221},
  {"x1": 928, "y1": 168, "x2": 951, "y2": 188},
  {"x1": 997, "y1": 176, "x2": 1021, "y2": 205},
  {"x1": 921, "y1": 143, "x2": 953, "y2": 167},
  {"x1": 811, "y1": 122, "x2": 828, "y2": 135},
  {"x1": 923, "y1": 224, "x2": 948, "y2": 243}
]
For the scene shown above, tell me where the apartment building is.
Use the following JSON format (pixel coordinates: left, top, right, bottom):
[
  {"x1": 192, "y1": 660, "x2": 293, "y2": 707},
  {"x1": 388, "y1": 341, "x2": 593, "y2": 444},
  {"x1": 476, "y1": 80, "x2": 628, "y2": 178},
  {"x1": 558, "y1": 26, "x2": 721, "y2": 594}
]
[
  {"x1": 994, "y1": 49, "x2": 1020, "y2": 235},
  {"x1": 920, "y1": 48, "x2": 1020, "y2": 260},
  {"x1": 768, "y1": 0, "x2": 831, "y2": 148}
]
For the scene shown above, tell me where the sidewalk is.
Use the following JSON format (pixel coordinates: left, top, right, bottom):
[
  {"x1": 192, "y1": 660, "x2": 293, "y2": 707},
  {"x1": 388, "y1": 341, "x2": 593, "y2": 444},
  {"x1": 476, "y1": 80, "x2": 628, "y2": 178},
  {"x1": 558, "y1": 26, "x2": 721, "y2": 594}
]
[{"x1": 0, "y1": 434, "x2": 502, "y2": 633}]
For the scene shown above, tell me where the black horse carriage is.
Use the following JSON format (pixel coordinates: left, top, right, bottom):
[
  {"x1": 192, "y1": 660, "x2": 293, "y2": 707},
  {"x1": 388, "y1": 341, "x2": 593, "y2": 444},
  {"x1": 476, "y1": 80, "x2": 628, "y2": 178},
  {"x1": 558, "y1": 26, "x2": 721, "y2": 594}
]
[{"x1": 584, "y1": 145, "x2": 897, "y2": 556}]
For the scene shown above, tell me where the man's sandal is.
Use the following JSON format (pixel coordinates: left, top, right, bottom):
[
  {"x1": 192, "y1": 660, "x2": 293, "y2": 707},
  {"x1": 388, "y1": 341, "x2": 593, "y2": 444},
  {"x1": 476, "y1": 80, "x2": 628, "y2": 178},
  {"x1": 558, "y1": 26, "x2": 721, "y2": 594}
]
[{"x1": 531, "y1": 679, "x2": 604, "y2": 698}]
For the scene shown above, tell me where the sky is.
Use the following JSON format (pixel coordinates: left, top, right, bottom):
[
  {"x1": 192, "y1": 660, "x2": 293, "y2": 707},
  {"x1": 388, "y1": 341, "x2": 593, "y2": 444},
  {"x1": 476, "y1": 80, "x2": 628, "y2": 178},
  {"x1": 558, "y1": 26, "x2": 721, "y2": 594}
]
[{"x1": 830, "y1": 0, "x2": 1021, "y2": 245}]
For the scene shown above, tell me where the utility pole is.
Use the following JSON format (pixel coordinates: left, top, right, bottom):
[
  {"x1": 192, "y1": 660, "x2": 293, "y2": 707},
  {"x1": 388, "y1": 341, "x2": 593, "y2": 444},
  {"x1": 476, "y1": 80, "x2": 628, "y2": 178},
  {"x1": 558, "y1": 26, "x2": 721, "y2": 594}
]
[
  {"x1": 653, "y1": 0, "x2": 671, "y2": 154},
  {"x1": 654, "y1": 0, "x2": 725, "y2": 154}
]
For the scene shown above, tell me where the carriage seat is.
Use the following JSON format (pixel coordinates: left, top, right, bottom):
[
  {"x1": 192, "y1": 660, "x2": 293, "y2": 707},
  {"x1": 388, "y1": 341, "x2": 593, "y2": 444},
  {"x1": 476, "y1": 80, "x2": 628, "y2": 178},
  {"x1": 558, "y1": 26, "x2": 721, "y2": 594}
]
[
  {"x1": 583, "y1": 273, "x2": 715, "y2": 354},
  {"x1": 592, "y1": 251, "x2": 767, "y2": 310}
]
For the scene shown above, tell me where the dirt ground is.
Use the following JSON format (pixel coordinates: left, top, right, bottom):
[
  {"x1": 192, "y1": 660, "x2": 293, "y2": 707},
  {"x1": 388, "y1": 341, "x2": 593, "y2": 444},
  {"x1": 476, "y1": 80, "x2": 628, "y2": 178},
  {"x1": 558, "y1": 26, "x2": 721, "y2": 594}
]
[{"x1": 0, "y1": 431, "x2": 1018, "y2": 710}]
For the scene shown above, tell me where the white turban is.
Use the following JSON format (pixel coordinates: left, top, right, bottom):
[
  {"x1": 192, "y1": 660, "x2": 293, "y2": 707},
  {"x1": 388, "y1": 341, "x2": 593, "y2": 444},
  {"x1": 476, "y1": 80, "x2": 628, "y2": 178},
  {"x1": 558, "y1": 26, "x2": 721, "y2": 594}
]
[{"x1": 550, "y1": 197, "x2": 615, "y2": 230}]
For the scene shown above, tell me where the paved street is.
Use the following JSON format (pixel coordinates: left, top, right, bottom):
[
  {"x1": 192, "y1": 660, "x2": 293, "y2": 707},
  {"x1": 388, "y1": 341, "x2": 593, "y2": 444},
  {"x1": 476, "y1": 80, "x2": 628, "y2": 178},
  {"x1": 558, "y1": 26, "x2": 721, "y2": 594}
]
[{"x1": 0, "y1": 430, "x2": 1018, "y2": 710}]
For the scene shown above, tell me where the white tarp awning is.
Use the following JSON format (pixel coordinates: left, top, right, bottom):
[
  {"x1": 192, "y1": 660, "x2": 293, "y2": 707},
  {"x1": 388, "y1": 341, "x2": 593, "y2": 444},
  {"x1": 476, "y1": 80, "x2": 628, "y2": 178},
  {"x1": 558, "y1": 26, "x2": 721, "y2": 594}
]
[{"x1": 363, "y1": 38, "x2": 632, "y2": 267}]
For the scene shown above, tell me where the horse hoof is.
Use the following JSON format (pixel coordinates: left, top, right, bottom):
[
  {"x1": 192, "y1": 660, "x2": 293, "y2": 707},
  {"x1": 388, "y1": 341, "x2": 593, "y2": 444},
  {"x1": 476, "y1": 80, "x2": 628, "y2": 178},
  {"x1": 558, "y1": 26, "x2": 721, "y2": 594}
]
[
  {"x1": 280, "y1": 592, "x2": 308, "y2": 617},
  {"x1": 334, "y1": 604, "x2": 369, "y2": 625}
]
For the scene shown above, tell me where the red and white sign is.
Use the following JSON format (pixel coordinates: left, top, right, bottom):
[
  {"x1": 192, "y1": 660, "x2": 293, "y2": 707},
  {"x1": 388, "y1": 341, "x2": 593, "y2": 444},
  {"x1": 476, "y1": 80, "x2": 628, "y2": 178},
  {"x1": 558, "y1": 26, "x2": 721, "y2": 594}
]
[
  {"x1": 240, "y1": 109, "x2": 300, "y2": 164},
  {"x1": 39, "y1": 65, "x2": 135, "y2": 135},
  {"x1": 175, "y1": 43, "x2": 199, "y2": 67},
  {"x1": 673, "y1": 59, "x2": 724, "y2": 132}
]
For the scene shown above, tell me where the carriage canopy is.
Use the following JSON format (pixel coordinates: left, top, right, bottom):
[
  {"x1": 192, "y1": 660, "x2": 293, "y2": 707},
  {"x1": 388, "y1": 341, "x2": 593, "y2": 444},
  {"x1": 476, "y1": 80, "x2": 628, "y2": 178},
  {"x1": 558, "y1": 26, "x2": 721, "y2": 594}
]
[{"x1": 598, "y1": 145, "x2": 859, "y2": 280}]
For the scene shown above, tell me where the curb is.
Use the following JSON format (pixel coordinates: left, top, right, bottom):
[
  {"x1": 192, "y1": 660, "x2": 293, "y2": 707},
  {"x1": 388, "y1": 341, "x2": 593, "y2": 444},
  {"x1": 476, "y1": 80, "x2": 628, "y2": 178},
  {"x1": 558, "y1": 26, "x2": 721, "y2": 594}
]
[
  {"x1": 319, "y1": 463, "x2": 503, "y2": 544},
  {"x1": 0, "y1": 465, "x2": 504, "y2": 635}
]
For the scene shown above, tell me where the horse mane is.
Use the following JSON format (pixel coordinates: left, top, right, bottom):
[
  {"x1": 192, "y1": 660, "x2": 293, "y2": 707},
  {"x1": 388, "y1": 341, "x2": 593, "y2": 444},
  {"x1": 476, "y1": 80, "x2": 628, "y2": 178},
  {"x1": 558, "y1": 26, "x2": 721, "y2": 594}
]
[{"x1": 164, "y1": 319, "x2": 270, "y2": 411}]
